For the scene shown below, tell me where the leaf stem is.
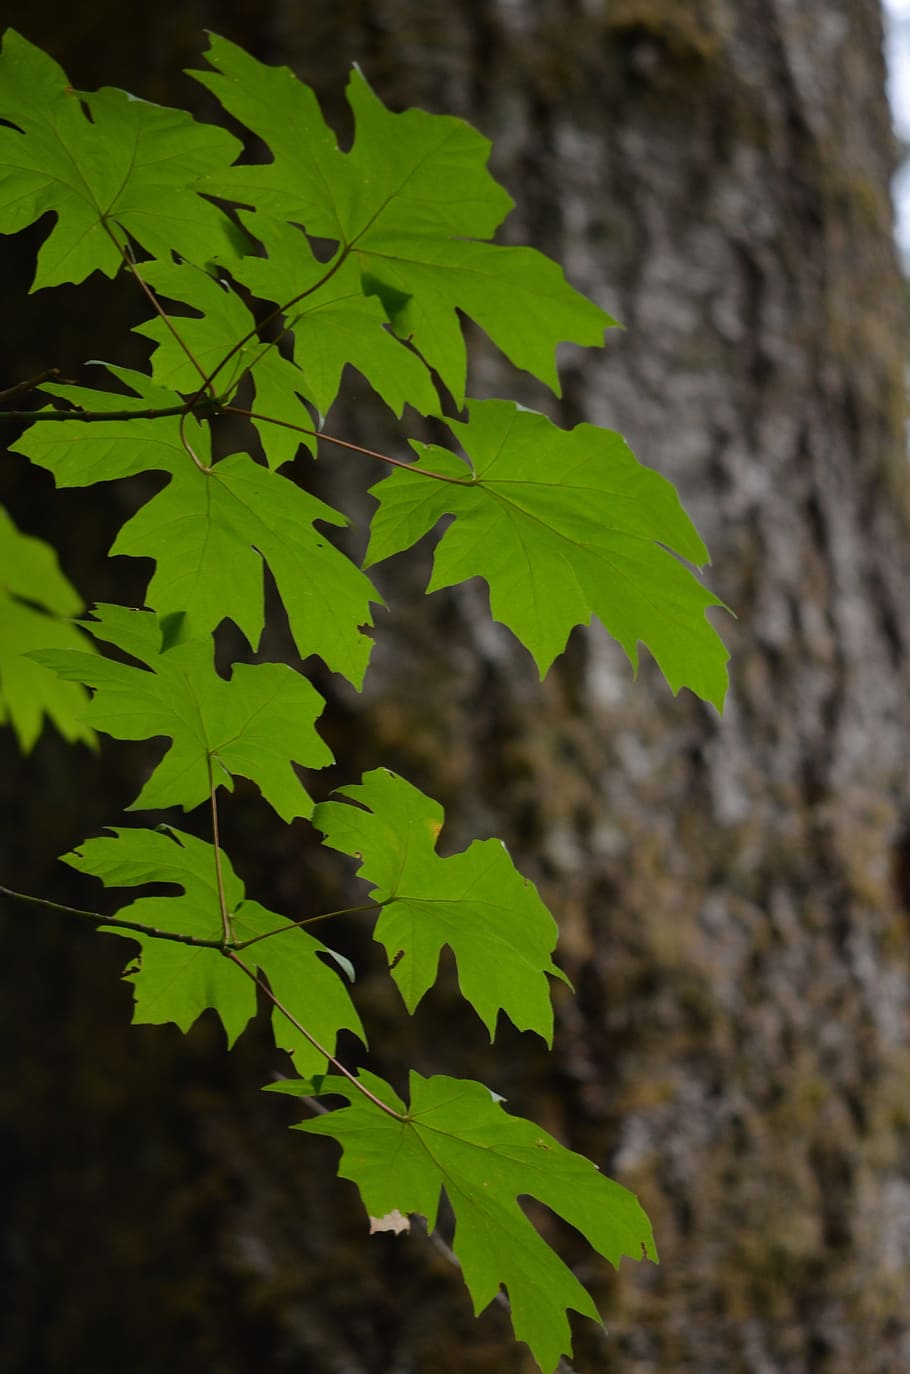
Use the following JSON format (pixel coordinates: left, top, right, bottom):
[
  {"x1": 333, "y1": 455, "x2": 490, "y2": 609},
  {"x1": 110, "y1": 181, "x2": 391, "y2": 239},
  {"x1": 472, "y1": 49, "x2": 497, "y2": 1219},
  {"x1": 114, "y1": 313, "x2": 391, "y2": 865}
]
[
  {"x1": 178, "y1": 407, "x2": 211, "y2": 474},
  {"x1": 113, "y1": 234, "x2": 214, "y2": 395},
  {"x1": 226, "y1": 952, "x2": 407, "y2": 1122},
  {"x1": 0, "y1": 884, "x2": 226, "y2": 949},
  {"x1": 224, "y1": 405, "x2": 473, "y2": 485},
  {"x1": 187, "y1": 245, "x2": 352, "y2": 406},
  {"x1": 232, "y1": 902, "x2": 382, "y2": 951}
]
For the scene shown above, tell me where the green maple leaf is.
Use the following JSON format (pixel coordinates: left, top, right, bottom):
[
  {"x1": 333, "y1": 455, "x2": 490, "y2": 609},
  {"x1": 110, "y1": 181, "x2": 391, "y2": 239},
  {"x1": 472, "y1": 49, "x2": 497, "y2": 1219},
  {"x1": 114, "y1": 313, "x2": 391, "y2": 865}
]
[
  {"x1": 114, "y1": 450, "x2": 378, "y2": 685},
  {"x1": 32, "y1": 604, "x2": 331, "y2": 819},
  {"x1": 132, "y1": 255, "x2": 318, "y2": 468},
  {"x1": 12, "y1": 367, "x2": 200, "y2": 481},
  {"x1": 270, "y1": 1069, "x2": 657, "y2": 1373},
  {"x1": 366, "y1": 399, "x2": 729, "y2": 707},
  {"x1": 13, "y1": 367, "x2": 380, "y2": 686},
  {"x1": 0, "y1": 506, "x2": 96, "y2": 751},
  {"x1": 134, "y1": 258, "x2": 263, "y2": 394},
  {"x1": 0, "y1": 29, "x2": 245, "y2": 289},
  {"x1": 313, "y1": 769, "x2": 567, "y2": 1041},
  {"x1": 64, "y1": 825, "x2": 363, "y2": 1073},
  {"x1": 192, "y1": 36, "x2": 611, "y2": 403},
  {"x1": 227, "y1": 215, "x2": 441, "y2": 425},
  {"x1": 136, "y1": 248, "x2": 439, "y2": 468}
]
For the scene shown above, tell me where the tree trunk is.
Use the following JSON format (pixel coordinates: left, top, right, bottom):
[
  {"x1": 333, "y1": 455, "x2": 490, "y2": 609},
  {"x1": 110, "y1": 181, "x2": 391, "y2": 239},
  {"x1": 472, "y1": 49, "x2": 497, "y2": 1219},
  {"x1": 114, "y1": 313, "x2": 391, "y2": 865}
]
[{"x1": 2, "y1": 2, "x2": 909, "y2": 1372}]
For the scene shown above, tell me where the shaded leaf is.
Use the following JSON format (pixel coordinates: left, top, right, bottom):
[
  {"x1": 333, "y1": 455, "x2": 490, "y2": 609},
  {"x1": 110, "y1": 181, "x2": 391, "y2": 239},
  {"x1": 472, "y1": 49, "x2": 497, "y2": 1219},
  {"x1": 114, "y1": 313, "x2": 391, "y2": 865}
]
[
  {"x1": 133, "y1": 256, "x2": 319, "y2": 467},
  {"x1": 0, "y1": 29, "x2": 244, "y2": 288},
  {"x1": 228, "y1": 216, "x2": 440, "y2": 424},
  {"x1": 33, "y1": 604, "x2": 331, "y2": 819},
  {"x1": 0, "y1": 507, "x2": 95, "y2": 751}
]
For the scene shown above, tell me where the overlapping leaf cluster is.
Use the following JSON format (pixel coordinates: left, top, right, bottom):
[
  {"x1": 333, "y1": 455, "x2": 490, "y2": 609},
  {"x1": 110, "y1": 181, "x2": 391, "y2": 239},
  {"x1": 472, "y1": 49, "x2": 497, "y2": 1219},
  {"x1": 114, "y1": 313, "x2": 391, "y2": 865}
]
[{"x1": 0, "y1": 29, "x2": 728, "y2": 1370}]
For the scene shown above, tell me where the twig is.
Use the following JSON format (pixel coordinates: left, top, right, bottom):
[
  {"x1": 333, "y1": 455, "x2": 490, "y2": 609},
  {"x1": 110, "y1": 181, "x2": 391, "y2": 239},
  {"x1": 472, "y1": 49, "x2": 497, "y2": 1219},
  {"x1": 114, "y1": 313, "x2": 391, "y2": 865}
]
[
  {"x1": 0, "y1": 402, "x2": 193, "y2": 423},
  {"x1": 270, "y1": 1071, "x2": 330, "y2": 1117},
  {"x1": 224, "y1": 405, "x2": 473, "y2": 485},
  {"x1": 0, "y1": 884, "x2": 225, "y2": 948},
  {"x1": 0, "y1": 882, "x2": 378, "y2": 955},
  {"x1": 0, "y1": 368, "x2": 62, "y2": 402},
  {"x1": 226, "y1": 952, "x2": 408, "y2": 1122},
  {"x1": 178, "y1": 406, "x2": 211, "y2": 473}
]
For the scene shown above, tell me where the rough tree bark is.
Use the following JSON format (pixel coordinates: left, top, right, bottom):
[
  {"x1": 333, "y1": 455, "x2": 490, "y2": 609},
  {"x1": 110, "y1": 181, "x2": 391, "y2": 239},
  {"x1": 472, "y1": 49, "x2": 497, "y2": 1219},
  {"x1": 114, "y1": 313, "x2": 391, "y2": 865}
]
[{"x1": 1, "y1": 2, "x2": 908, "y2": 1372}]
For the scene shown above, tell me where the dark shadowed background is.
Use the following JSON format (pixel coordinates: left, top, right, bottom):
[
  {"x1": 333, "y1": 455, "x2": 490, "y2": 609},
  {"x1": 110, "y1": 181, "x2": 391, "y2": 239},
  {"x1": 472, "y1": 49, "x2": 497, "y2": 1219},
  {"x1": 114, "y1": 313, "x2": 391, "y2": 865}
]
[{"x1": 2, "y1": 2, "x2": 909, "y2": 1371}]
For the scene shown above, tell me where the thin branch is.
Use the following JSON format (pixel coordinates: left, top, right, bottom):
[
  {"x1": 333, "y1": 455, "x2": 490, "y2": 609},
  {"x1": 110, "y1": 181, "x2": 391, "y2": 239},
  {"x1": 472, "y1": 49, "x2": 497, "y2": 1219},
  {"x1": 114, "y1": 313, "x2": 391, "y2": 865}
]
[
  {"x1": 232, "y1": 902, "x2": 382, "y2": 951},
  {"x1": 224, "y1": 405, "x2": 474, "y2": 485},
  {"x1": 0, "y1": 368, "x2": 62, "y2": 402},
  {"x1": 0, "y1": 884, "x2": 225, "y2": 949},
  {"x1": 0, "y1": 254, "x2": 466, "y2": 489},
  {"x1": 207, "y1": 760, "x2": 233, "y2": 944},
  {"x1": 0, "y1": 402, "x2": 194, "y2": 424},
  {"x1": 228, "y1": 952, "x2": 407, "y2": 1123},
  {"x1": 0, "y1": 388, "x2": 214, "y2": 473},
  {"x1": 110, "y1": 233, "x2": 216, "y2": 473},
  {"x1": 0, "y1": 882, "x2": 379, "y2": 954}
]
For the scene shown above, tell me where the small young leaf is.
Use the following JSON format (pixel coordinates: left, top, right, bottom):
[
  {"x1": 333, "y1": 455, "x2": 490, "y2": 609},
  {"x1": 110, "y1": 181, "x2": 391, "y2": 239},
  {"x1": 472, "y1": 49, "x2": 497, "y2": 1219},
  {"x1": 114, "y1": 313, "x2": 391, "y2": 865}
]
[
  {"x1": 0, "y1": 507, "x2": 95, "y2": 751},
  {"x1": 275, "y1": 1069, "x2": 657, "y2": 1373},
  {"x1": 313, "y1": 768, "x2": 568, "y2": 1041},
  {"x1": 64, "y1": 825, "x2": 364, "y2": 1073},
  {"x1": 33, "y1": 604, "x2": 332, "y2": 820},
  {"x1": 367, "y1": 399, "x2": 729, "y2": 707}
]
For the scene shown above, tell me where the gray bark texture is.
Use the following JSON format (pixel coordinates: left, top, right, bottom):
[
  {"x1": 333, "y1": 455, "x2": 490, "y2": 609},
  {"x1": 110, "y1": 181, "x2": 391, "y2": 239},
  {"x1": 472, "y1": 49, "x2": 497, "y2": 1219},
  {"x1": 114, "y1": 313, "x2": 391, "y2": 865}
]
[{"x1": 1, "y1": 2, "x2": 909, "y2": 1372}]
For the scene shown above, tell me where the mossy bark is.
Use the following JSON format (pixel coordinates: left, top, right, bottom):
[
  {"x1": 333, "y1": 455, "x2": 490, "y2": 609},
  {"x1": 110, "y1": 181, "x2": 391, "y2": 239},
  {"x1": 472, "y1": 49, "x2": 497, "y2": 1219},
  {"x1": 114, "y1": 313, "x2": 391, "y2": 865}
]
[{"x1": 2, "y1": 2, "x2": 909, "y2": 1371}]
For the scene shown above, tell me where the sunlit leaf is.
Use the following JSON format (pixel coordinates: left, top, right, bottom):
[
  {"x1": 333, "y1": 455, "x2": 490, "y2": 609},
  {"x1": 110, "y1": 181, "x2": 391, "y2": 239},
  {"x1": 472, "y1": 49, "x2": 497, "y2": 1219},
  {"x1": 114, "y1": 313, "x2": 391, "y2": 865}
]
[
  {"x1": 65, "y1": 825, "x2": 364, "y2": 1073},
  {"x1": 272, "y1": 1069, "x2": 657, "y2": 1373},
  {"x1": 314, "y1": 768, "x2": 567, "y2": 1040},
  {"x1": 367, "y1": 399, "x2": 729, "y2": 706}
]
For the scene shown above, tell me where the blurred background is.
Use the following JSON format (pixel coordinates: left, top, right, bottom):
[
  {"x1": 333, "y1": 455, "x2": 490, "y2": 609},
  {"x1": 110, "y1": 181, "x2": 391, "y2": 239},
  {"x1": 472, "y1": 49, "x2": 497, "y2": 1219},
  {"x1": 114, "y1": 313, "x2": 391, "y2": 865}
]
[{"x1": 1, "y1": 2, "x2": 909, "y2": 1371}]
